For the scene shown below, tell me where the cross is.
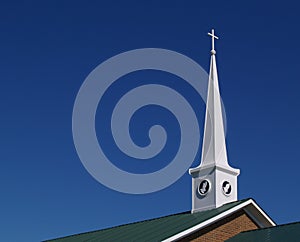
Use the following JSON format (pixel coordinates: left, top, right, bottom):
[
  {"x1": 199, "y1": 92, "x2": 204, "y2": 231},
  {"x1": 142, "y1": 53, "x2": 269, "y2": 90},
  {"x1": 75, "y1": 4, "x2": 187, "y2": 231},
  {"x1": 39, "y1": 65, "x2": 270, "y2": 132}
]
[{"x1": 208, "y1": 29, "x2": 219, "y2": 51}]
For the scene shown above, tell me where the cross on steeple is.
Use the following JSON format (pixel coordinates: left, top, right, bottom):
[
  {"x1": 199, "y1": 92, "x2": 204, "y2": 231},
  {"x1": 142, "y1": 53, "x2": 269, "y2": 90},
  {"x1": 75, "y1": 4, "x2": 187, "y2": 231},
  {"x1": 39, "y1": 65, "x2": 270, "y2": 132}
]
[{"x1": 208, "y1": 29, "x2": 219, "y2": 54}]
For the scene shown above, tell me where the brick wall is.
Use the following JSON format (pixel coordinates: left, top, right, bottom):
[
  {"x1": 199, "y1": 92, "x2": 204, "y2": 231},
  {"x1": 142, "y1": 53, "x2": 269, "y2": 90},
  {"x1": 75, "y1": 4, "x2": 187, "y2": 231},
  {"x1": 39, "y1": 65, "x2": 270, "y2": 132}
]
[{"x1": 178, "y1": 210, "x2": 259, "y2": 242}]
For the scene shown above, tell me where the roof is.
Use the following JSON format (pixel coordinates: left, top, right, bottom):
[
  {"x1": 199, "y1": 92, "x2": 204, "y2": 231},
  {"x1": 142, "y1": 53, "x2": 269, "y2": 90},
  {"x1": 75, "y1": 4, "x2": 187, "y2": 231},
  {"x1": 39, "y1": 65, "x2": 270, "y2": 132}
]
[
  {"x1": 226, "y1": 222, "x2": 300, "y2": 242},
  {"x1": 46, "y1": 198, "x2": 274, "y2": 242}
]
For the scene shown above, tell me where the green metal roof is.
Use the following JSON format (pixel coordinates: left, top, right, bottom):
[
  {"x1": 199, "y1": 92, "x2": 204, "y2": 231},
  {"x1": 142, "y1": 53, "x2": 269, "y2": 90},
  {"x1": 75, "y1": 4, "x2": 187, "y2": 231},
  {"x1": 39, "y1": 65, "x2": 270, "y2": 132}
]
[
  {"x1": 46, "y1": 199, "x2": 248, "y2": 242},
  {"x1": 226, "y1": 222, "x2": 300, "y2": 242}
]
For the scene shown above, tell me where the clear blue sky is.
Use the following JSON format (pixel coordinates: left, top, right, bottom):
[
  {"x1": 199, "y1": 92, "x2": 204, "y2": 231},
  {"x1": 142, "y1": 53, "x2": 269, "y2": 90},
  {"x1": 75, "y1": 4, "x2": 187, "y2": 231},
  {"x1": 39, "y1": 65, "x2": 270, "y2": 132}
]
[{"x1": 1, "y1": 1, "x2": 300, "y2": 241}]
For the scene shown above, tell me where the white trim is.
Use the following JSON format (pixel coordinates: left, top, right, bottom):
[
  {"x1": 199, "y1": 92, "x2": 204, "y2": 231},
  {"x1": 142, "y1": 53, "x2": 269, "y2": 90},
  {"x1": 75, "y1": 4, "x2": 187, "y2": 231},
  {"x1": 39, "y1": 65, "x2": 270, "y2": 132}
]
[
  {"x1": 162, "y1": 199, "x2": 275, "y2": 242},
  {"x1": 245, "y1": 199, "x2": 276, "y2": 227}
]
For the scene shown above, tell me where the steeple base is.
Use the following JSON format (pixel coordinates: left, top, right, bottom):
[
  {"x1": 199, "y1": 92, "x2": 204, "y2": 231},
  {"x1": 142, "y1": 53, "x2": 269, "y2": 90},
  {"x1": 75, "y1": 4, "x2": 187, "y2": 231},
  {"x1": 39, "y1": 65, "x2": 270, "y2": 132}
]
[{"x1": 189, "y1": 165, "x2": 239, "y2": 213}]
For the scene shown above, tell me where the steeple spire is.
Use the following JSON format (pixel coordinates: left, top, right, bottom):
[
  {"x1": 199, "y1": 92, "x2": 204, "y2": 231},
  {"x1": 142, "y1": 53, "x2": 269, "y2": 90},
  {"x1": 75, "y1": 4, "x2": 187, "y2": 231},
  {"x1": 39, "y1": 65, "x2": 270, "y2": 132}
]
[
  {"x1": 189, "y1": 29, "x2": 240, "y2": 213},
  {"x1": 199, "y1": 29, "x2": 230, "y2": 168}
]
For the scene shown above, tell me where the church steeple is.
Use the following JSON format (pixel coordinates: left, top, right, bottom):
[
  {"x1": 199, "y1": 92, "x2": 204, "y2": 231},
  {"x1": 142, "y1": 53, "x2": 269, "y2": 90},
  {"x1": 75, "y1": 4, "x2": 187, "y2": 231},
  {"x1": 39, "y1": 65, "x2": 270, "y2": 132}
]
[{"x1": 189, "y1": 29, "x2": 240, "y2": 213}]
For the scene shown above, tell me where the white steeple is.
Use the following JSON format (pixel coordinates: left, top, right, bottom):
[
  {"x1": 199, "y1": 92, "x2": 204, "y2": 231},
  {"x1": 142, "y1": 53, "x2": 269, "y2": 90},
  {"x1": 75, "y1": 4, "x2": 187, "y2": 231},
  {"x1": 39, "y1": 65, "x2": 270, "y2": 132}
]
[{"x1": 189, "y1": 29, "x2": 240, "y2": 213}]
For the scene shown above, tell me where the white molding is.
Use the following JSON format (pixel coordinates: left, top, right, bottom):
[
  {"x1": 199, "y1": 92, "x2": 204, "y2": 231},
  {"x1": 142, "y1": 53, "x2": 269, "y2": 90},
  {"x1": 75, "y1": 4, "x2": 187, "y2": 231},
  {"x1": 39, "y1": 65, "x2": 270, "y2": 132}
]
[
  {"x1": 162, "y1": 199, "x2": 275, "y2": 242},
  {"x1": 244, "y1": 199, "x2": 276, "y2": 227},
  {"x1": 189, "y1": 164, "x2": 240, "y2": 176}
]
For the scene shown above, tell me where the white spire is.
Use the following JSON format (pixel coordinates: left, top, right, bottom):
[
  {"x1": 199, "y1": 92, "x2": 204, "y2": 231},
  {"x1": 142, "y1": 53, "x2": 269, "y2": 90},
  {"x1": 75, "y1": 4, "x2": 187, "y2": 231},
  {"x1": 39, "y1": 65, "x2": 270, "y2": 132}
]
[
  {"x1": 192, "y1": 29, "x2": 239, "y2": 171},
  {"x1": 200, "y1": 29, "x2": 228, "y2": 168}
]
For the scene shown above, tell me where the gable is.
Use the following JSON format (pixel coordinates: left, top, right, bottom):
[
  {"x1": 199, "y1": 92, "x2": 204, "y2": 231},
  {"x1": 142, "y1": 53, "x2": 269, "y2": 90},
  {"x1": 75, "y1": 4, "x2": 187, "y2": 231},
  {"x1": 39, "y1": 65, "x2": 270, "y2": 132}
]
[
  {"x1": 162, "y1": 199, "x2": 275, "y2": 241},
  {"x1": 178, "y1": 209, "x2": 258, "y2": 241}
]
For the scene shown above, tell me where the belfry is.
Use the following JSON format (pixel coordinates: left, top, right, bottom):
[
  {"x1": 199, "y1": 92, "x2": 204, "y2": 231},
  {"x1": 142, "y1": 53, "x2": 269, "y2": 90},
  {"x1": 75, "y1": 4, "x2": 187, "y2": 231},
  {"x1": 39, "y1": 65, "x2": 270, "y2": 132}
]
[{"x1": 189, "y1": 29, "x2": 240, "y2": 213}]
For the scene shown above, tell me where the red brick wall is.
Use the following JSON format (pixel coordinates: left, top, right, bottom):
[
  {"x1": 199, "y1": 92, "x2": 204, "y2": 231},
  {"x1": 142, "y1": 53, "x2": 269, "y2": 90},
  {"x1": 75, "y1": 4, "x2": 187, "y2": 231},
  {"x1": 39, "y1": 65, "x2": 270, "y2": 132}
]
[{"x1": 178, "y1": 210, "x2": 259, "y2": 242}]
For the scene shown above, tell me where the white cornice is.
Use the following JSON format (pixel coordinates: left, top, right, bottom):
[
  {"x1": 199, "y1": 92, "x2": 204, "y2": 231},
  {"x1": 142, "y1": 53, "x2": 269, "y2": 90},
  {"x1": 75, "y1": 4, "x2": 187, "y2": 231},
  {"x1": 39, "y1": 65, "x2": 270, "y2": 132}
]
[{"x1": 189, "y1": 164, "x2": 240, "y2": 176}]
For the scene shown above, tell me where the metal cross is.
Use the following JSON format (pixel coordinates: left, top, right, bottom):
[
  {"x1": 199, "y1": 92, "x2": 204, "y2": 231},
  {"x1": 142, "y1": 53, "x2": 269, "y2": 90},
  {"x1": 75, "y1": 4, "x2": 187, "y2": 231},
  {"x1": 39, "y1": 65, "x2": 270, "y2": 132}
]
[{"x1": 208, "y1": 29, "x2": 219, "y2": 51}]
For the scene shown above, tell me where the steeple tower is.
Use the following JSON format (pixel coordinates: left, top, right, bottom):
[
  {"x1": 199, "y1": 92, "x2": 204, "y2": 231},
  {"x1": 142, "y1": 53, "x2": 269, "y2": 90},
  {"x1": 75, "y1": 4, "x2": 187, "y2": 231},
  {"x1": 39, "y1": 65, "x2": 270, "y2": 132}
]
[{"x1": 189, "y1": 29, "x2": 240, "y2": 213}]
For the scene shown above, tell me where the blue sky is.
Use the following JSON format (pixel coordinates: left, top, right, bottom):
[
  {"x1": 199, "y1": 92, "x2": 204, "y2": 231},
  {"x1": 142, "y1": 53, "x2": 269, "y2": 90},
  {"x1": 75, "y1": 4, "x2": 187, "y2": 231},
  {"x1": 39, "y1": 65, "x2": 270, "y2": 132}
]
[{"x1": 1, "y1": 1, "x2": 300, "y2": 241}]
